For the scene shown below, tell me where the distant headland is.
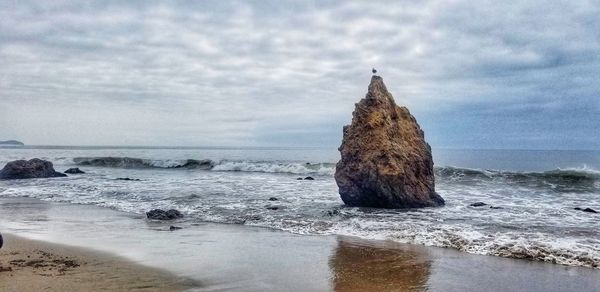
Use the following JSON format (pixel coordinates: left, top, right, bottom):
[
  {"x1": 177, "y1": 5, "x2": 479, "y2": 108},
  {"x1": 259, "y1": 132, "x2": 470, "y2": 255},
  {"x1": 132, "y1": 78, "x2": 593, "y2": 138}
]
[{"x1": 0, "y1": 140, "x2": 24, "y2": 146}]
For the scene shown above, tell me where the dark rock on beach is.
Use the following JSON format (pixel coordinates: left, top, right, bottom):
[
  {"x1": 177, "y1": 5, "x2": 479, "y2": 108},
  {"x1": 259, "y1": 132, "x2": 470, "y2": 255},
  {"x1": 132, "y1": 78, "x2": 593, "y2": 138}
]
[
  {"x1": 146, "y1": 209, "x2": 184, "y2": 220},
  {"x1": 470, "y1": 202, "x2": 488, "y2": 207},
  {"x1": 64, "y1": 168, "x2": 85, "y2": 174},
  {"x1": 0, "y1": 159, "x2": 67, "y2": 180},
  {"x1": 335, "y1": 75, "x2": 444, "y2": 208},
  {"x1": 574, "y1": 207, "x2": 598, "y2": 213}
]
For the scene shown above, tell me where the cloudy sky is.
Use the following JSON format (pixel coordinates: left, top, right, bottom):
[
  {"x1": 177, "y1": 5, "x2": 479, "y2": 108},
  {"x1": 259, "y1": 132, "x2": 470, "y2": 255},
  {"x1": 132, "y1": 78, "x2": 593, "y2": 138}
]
[{"x1": 1, "y1": 0, "x2": 599, "y2": 149}]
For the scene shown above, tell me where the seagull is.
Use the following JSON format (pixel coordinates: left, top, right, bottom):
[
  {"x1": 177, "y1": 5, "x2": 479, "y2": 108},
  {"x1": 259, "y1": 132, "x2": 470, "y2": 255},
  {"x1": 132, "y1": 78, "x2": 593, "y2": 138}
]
[{"x1": 372, "y1": 68, "x2": 377, "y2": 74}]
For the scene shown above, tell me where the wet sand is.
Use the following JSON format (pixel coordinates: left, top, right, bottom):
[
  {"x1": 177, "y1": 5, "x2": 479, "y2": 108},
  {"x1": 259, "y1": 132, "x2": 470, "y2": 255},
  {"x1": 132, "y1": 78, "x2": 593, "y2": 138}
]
[
  {"x1": 0, "y1": 234, "x2": 198, "y2": 291},
  {"x1": 0, "y1": 197, "x2": 599, "y2": 291}
]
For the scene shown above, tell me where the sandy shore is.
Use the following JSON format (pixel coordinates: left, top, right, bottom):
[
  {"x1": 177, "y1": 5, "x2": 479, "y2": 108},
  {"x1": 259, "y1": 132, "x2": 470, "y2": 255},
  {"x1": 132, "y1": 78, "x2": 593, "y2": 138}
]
[{"x1": 0, "y1": 233, "x2": 198, "y2": 291}]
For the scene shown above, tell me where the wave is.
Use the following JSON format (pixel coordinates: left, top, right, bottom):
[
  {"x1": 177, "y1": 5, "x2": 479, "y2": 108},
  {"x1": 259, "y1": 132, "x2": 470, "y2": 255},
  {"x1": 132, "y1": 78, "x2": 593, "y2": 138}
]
[
  {"x1": 73, "y1": 157, "x2": 335, "y2": 175},
  {"x1": 72, "y1": 157, "x2": 600, "y2": 186},
  {"x1": 435, "y1": 167, "x2": 600, "y2": 186},
  {"x1": 73, "y1": 157, "x2": 214, "y2": 170}
]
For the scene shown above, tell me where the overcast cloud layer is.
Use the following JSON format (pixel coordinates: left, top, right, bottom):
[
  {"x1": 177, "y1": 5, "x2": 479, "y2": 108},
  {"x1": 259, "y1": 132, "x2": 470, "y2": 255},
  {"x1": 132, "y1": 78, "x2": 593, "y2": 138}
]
[{"x1": 1, "y1": 0, "x2": 599, "y2": 149}]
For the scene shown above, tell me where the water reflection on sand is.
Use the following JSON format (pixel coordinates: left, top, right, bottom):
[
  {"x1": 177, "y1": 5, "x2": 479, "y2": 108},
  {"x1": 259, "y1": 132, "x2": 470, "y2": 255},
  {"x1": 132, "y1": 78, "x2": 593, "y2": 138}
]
[{"x1": 330, "y1": 237, "x2": 430, "y2": 291}]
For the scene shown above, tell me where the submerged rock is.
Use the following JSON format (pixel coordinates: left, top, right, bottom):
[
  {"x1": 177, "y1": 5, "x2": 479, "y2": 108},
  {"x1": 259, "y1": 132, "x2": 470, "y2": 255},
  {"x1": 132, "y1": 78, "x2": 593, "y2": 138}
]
[
  {"x1": 146, "y1": 209, "x2": 184, "y2": 220},
  {"x1": 304, "y1": 176, "x2": 315, "y2": 180},
  {"x1": 169, "y1": 226, "x2": 183, "y2": 231},
  {"x1": 64, "y1": 168, "x2": 85, "y2": 174},
  {"x1": 470, "y1": 202, "x2": 487, "y2": 207},
  {"x1": 574, "y1": 207, "x2": 598, "y2": 213},
  {"x1": 335, "y1": 76, "x2": 444, "y2": 208},
  {"x1": 116, "y1": 177, "x2": 141, "y2": 181},
  {"x1": 269, "y1": 197, "x2": 279, "y2": 201},
  {"x1": 0, "y1": 159, "x2": 67, "y2": 180}
]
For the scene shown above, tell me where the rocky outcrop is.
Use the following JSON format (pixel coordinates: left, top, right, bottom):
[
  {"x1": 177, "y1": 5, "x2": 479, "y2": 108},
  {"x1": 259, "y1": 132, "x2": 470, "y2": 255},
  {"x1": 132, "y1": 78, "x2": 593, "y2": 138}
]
[
  {"x1": 335, "y1": 76, "x2": 444, "y2": 208},
  {"x1": 0, "y1": 159, "x2": 67, "y2": 180},
  {"x1": 146, "y1": 209, "x2": 183, "y2": 220},
  {"x1": 64, "y1": 168, "x2": 85, "y2": 174}
]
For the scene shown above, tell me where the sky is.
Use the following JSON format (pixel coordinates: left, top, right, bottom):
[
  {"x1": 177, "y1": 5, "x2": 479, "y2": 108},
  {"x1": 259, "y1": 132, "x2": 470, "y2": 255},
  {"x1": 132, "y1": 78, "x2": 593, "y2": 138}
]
[{"x1": 1, "y1": 0, "x2": 599, "y2": 149}]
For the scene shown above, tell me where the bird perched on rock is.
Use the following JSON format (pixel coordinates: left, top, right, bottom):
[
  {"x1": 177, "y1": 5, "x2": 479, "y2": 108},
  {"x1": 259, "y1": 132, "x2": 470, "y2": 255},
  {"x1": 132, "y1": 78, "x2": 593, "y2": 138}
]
[{"x1": 372, "y1": 68, "x2": 377, "y2": 74}]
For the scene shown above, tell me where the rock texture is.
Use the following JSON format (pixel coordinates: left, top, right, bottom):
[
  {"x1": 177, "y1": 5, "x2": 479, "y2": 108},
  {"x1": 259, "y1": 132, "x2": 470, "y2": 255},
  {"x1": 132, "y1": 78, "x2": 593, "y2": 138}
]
[
  {"x1": 0, "y1": 159, "x2": 67, "y2": 180},
  {"x1": 146, "y1": 209, "x2": 183, "y2": 220},
  {"x1": 335, "y1": 76, "x2": 444, "y2": 208},
  {"x1": 64, "y1": 168, "x2": 85, "y2": 174}
]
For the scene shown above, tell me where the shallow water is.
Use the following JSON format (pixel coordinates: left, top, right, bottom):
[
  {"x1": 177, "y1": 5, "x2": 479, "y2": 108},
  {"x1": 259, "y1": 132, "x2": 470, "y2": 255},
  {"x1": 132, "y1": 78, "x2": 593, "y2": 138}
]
[
  {"x1": 0, "y1": 146, "x2": 599, "y2": 268},
  {"x1": 1, "y1": 197, "x2": 599, "y2": 292}
]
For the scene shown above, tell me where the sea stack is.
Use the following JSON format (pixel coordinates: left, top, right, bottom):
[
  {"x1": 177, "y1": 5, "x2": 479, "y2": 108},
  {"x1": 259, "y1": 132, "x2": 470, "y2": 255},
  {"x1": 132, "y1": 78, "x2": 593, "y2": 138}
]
[{"x1": 335, "y1": 75, "x2": 444, "y2": 208}]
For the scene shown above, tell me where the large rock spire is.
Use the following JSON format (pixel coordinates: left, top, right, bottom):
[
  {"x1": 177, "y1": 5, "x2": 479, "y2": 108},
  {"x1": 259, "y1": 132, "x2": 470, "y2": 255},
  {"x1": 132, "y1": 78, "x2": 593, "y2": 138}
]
[{"x1": 335, "y1": 75, "x2": 444, "y2": 208}]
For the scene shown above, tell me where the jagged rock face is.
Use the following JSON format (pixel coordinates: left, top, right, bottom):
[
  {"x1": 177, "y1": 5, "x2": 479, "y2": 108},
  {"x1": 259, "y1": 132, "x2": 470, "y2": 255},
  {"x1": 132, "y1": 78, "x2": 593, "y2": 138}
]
[
  {"x1": 335, "y1": 76, "x2": 444, "y2": 208},
  {"x1": 0, "y1": 158, "x2": 67, "y2": 180}
]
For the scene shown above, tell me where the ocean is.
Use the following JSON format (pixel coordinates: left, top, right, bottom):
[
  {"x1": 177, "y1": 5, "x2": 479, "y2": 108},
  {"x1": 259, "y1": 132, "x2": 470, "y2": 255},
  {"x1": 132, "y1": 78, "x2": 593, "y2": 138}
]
[{"x1": 0, "y1": 146, "x2": 599, "y2": 268}]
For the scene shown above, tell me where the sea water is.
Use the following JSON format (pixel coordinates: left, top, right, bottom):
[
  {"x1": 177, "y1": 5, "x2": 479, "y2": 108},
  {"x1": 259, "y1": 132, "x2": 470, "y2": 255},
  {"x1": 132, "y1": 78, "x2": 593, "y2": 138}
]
[{"x1": 0, "y1": 146, "x2": 599, "y2": 268}]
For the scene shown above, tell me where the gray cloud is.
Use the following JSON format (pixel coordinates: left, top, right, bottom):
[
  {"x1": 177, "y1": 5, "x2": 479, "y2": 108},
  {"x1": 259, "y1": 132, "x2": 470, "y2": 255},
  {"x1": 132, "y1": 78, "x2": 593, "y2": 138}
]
[{"x1": 1, "y1": 0, "x2": 599, "y2": 149}]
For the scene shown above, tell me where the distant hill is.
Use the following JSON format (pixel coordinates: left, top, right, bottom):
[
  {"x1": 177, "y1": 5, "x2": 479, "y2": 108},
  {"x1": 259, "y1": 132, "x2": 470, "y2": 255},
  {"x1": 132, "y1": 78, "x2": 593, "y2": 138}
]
[{"x1": 0, "y1": 140, "x2": 24, "y2": 146}]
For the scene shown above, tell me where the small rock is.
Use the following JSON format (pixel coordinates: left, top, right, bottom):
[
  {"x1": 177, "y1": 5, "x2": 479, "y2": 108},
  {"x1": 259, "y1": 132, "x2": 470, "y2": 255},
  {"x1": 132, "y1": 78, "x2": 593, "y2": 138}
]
[
  {"x1": 169, "y1": 226, "x2": 182, "y2": 231},
  {"x1": 469, "y1": 202, "x2": 487, "y2": 207},
  {"x1": 64, "y1": 168, "x2": 85, "y2": 174},
  {"x1": 575, "y1": 207, "x2": 598, "y2": 213},
  {"x1": 296, "y1": 177, "x2": 303, "y2": 180},
  {"x1": 304, "y1": 176, "x2": 315, "y2": 180},
  {"x1": 327, "y1": 209, "x2": 340, "y2": 216},
  {"x1": 266, "y1": 206, "x2": 279, "y2": 210},
  {"x1": 244, "y1": 215, "x2": 262, "y2": 221},
  {"x1": 146, "y1": 209, "x2": 184, "y2": 220},
  {"x1": 489, "y1": 206, "x2": 503, "y2": 209},
  {"x1": 116, "y1": 177, "x2": 141, "y2": 181},
  {"x1": 268, "y1": 197, "x2": 278, "y2": 201}
]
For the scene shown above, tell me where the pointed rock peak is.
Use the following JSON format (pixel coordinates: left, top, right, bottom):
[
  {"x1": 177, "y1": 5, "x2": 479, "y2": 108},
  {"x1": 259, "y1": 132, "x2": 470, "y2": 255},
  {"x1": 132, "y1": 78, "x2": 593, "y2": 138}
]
[
  {"x1": 366, "y1": 75, "x2": 391, "y2": 102},
  {"x1": 335, "y1": 75, "x2": 444, "y2": 209}
]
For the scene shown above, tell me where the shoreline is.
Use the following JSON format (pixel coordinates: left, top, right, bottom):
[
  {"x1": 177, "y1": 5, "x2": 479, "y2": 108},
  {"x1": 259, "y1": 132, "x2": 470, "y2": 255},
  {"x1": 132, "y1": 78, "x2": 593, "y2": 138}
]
[
  {"x1": 1, "y1": 197, "x2": 599, "y2": 291},
  {"x1": 0, "y1": 233, "x2": 199, "y2": 291}
]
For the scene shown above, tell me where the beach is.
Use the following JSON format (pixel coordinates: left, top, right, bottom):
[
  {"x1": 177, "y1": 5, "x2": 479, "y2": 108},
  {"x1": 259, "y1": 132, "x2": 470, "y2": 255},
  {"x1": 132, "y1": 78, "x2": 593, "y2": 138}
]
[
  {"x1": 0, "y1": 233, "x2": 197, "y2": 291},
  {"x1": 1, "y1": 196, "x2": 599, "y2": 291}
]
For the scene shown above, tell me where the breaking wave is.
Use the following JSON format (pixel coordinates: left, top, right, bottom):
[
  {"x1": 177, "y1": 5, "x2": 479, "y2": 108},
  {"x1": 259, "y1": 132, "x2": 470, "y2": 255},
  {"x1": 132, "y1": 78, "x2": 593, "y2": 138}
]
[
  {"x1": 73, "y1": 157, "x2": 600, "y2": 183},
  {"x1": 73, "y1": 157, "x2": 335, "y2": 175},
  {"x1": 73, "y1": 157, "x2": 214, "y2": 170},
  {"x1": 435, "y1": 166, "x2": 600, "y2": 191}
]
